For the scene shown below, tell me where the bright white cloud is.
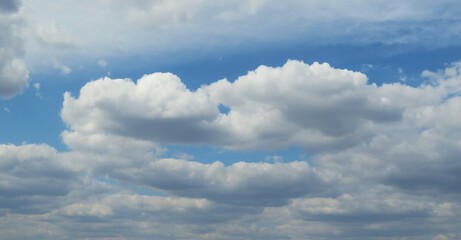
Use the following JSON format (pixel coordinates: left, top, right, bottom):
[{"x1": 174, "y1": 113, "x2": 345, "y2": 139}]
[
  {"x1": 313, "y1": 61, "x2": 461, "y2": 197},
  {"x1": 62, "y1": 60, "x2": 403, "y2": 151}
]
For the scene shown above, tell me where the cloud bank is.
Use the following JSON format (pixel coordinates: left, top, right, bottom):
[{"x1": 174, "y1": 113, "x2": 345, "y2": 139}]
[{"x1": 2, "y1": 60, "x2": 461, "y2": 239}]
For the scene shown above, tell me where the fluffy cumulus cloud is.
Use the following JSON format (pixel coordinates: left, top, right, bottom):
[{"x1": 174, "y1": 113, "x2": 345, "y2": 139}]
[
  {"x1": 0, "y1": 0, "x2": 29, "y2": 99},
  {"x1": 314, "y1": 61, "x2": 461, "y2": 195},
  {"x1": 62, "y1": 60, "x2": 402, "y2": 151},
  {"x1": 3, "y1": 60, "x2": 461, "y2": 239}
]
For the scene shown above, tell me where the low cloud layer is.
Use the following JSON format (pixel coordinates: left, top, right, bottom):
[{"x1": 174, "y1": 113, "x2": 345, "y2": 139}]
[{"x1": 2, "y1": 60, "x2": 461, "y2": 239}]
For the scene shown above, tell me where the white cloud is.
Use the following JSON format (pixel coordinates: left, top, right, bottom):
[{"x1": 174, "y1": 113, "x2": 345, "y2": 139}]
[
  {"x1": 62, "y1": 60, "x2": 403, "y2": 151},
  {"x1": 2, "y1": 0, "x2": 461, "y2": 237},
  {"x1": 49, "y1": 60, "x2": 461, "y2": 238},
  {"x1": 312, "y1": 61, "x2": 461, "y2": 196},
  {"x1": 52, "y1": 60, "x2": 72, "y2": 74},
  {"x1": 34, "y1": 23, "x2": 77, "y2": 49},
  {"x1": 3, "y1": 59, "x2": 461, "y2": 238},
  {"x1": 61, "y1": 73, "x2": 221, "y2": 146},
  {"x1": 33, "y1": 82, "x2": 40, "y2": 90}
]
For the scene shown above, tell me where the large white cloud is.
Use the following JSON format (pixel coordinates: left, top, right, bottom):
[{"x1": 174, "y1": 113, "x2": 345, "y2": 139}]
[
  {"x1": 56, "y1": 60, "x2": 461, "y2": 239},
  {"x1": 62, "y1": 60, "x2": 402, "y2": 151},
  {"x1": 314, "y1": 61, "x2": 461, "y2": 196},
  {"x1": 0, "y1": 0, "x2": 29, "y2": 99}
]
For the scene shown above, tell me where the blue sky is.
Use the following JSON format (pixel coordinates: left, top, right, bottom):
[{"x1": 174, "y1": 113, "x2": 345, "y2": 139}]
[{"x1": 1, "y1": 0, "x2": 461, "y2": 239}]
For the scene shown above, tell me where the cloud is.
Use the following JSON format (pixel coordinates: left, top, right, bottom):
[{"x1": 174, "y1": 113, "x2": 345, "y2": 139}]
[
  {"x1": 313, "y1": 61, "x2": 461, "y2": 196},
  {"x1": 52, "y1": 60, "x2": 72, "y2": 74},
  {"x1": 97, "y1": 59, "x2": 107, "y2": 67},
  {"x1": 285, "y1": 188, "x2": 459, "y2": 239},
  {"x1": 291, "y1": 189, "x2": 432, "y2": 223},
  {"x1": 0, "y1": 142, "x2": 331, "y2": 239},
  {"x1": 3, "y1": 60, "x2": 461, "y2": 239},
  {"x1": 62, "y1": 60, "x2": 402, "y2": 151},
  {"x1": 0, "y1": 144, "x2": 79, "y2": 214},
  {"x1": 0, "y1": 0, "x2": 20, "y2": 13},
  {"x1": 0, "y1": 2, "x2": 29, "y2": 99},
  {"x1": 21, "y1": 0, "x2": 461, "y2": 70},
  {"x1": 55, "y1": 60, "x2": 461, "y2": 238},
  {"x1": 34, "y1": 23, "x2": 77, "y2": 49},
  {"x1": 113, "y1": 159, "x2": 331, "y2": 207}
]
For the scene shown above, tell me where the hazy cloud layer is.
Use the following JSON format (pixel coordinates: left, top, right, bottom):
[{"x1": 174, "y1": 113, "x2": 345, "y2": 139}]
[
  {"x1": 0, "y1": 0, "x2": 29, "y2": 99},
  {"x1": 22, "y1": 0, "x2": 461, "y2": 68}
]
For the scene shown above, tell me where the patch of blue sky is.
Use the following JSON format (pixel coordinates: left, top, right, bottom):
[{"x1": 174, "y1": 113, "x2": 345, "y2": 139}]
[
  {"x1": 162, "y1": 144, "x2": 309, "y2": 166},
  {"x1": 95, "y1": 175, "x2": 166, "y2": 196}
]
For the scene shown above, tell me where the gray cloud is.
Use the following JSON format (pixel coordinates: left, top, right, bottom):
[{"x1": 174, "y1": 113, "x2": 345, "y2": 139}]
[
  {"x1": 112, "y1": 159, "x2": 332, "y2": 207},
  {"x1": 0, "y1": 1, "x2": 29, "y2": 99},
  {"x1": 0, "y1": 144, "x2": 79, "y2": 214},
  {"x1": 0, "y1": 0, "x2": 20, "y2": 13}
]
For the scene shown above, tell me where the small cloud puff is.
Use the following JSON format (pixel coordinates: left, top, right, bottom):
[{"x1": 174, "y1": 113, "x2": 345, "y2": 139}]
[
  {"x1": 98, "y1": 59, "x2": 108, "y2": 68},
  {"x1": 53, "y1": 60, "x2": 72, "y2": 74}
]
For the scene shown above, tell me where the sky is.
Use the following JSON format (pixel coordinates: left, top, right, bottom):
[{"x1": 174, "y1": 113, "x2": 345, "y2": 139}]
[{"x1": 1, "y1": 0, "x2": 461, "y2": 239}]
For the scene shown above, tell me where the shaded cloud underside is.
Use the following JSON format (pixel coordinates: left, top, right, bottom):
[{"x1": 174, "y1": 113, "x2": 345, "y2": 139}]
[{"x1": 2, "y1": 60, "x2": 461, "y2": 239}]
